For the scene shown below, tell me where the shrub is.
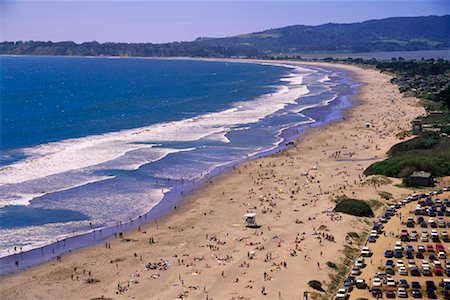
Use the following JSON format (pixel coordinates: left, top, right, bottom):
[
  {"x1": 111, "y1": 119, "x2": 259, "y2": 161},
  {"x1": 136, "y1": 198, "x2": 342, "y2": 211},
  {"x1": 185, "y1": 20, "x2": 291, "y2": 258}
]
[
  {"x1": 326, "y1": 261, "x2": 338, "y2": 269},
  {"x1": 378, "y1": 191, "x2": 393, "y2": 200},
  {"x1": 334, "y1": 197, "x2": 374, "y2": 217},
  {"x1": 365, "y1": 135, "x2": 450, "y2": 179},
  {"x1": 347, "y1": 232, "x2": 360, "y2": 240},
  {"x1": 308, "y1": 280, "x2": 325, "y2": 292}
]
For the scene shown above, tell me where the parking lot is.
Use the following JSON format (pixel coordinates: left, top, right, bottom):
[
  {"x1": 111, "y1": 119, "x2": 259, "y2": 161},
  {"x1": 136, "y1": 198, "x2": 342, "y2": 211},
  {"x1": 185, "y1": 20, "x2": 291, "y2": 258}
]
[{"x1": 338, "y1": 188, "x2": 450, "y2": 299}]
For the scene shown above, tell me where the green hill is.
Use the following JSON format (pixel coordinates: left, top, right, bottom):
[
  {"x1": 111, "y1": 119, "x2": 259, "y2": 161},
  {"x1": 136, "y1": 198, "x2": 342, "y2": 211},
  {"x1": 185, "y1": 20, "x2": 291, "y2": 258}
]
[{"x1": 1, "y1": 15, "x2": 449, "y2": 57}]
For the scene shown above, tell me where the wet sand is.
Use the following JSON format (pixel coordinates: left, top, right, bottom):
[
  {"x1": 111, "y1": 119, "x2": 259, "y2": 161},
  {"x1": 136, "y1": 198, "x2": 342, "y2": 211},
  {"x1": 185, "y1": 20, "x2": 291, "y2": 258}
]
[{"x1": 0, "y1": 61, "x2": 425, "y2": 300}]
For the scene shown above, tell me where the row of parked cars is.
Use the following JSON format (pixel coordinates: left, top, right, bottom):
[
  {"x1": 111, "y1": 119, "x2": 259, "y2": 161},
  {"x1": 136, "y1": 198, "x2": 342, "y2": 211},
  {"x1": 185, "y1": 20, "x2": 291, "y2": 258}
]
[
  {"x1": 336, "y1": 190, "x2": 450, "y2": 299},
  {"x1": 371, "y1": 192, "x2": 450, "y2": 298},
  {"x1": 370, "y1": 278, "x2": 450, "y2": 299}
]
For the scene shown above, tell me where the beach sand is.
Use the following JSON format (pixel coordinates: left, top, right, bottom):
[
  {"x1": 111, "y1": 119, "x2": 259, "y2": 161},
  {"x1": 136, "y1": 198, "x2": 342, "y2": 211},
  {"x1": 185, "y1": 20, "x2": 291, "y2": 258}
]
[{"x1": 0, "y1": 62, "x2": 425, "y2": 300}]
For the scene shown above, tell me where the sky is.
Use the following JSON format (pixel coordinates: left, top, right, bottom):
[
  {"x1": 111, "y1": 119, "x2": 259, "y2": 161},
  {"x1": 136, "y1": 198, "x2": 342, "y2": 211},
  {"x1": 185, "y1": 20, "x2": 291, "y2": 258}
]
[{"x1": 1, "y1": 0, "x2": 449, "y2": 43}]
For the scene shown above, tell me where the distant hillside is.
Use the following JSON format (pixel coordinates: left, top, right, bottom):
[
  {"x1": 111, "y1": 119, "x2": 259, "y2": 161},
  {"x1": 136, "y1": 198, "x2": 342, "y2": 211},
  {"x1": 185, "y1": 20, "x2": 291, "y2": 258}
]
[{"x1": 1, "y1": 15, "x2": 449, "y2": 57}]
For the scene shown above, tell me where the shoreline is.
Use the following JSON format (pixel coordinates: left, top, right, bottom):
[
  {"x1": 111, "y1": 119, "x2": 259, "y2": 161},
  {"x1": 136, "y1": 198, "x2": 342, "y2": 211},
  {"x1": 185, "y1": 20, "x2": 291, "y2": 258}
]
[
  {"x1": 0, "y1": 60, "x2": 426, "y2": 300},
  {"x1": 0, "y1": 60, "x2": 356, "y2": 275}
]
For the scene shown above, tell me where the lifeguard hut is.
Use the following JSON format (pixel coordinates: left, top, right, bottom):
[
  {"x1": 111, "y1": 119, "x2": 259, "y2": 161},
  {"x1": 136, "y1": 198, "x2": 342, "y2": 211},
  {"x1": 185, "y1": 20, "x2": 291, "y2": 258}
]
[{"x1": 244, "y1": 213, "x2": 260, "y2": 228}]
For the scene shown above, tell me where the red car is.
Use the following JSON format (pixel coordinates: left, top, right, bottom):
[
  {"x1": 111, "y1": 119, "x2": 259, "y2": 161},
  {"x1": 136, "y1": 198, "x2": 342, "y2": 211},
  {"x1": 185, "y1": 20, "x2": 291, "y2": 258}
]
[
  {"x1": 436, "y1": 243, "x2": 445, "y2": 252},
  {"x1": 435, "y1": 267, "x2": 443, "y2": 276}
]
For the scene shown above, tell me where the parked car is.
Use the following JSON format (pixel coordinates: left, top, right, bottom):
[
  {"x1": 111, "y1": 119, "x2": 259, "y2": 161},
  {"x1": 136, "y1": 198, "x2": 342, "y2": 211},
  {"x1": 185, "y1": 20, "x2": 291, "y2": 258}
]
[
  {"x1": 386, "y1": 289, "x2": 396, "y2": 298},
  {"x1": 410, "y1": 266, "x2": 420, "y2": 276},
  {"x1": 385, "y1": 250, "x2": 394, "y2": 258},
  {"x1": 397, "y1": 287, "x2": 408, "y2": 298},
  {"x1": 426, "y1": 289, "x2": 437, "y2": 299},
  {"x1": 426, "y1": 281, "x2": 436, "y2": 290},
  {"x1": 411, "y1": 289, "x2": 422, "y2": 298},
  {"x1": 399, "y1": 279, "x2": 409, "y2": 288},
  {"x1": 394, "y1": 250, "x2": 403, "y2": 258},
  {"x1": 398, "y1": 266, "x2": 408, "y2": 275},
  {"x1": 355, "y1": 278, "x2": 366, "y2": 289},
  {"x1": 355, "y1": 257, "x2": 365, "y2": 268},
  {"x1": 408, "y1": 259, "x2": 417, "y2": 268},
  {"x1": 422, "y1": 266, "x2": 432, "y2": 276},
  {"x1": 335, "y1": 288, "x2": 348, "y2": 300},
  {"x1": 386, "y1": 277, "x2": 397, "y2": 287},
  {"x1": 351, "y1": 267, "x2": 361, "y2": 275},
  {"x1": 372, "y1": 277, "x2": 382, "y2": 287},
  {"x1": 361, "y1": 247, "x2": 371, "y2": 257},
  {"x1": 372, "y1": 288, "x2": 382, "y2": 298}
]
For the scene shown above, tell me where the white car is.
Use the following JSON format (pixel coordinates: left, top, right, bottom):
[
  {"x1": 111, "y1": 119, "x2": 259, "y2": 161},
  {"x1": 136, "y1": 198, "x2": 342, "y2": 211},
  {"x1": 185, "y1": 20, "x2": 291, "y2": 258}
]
[
  {"x1": 433, "y1": 260, "x2": 442, "y2": 268},
  {"x1": 361, "y1": 247, "x2": 371, "y2": 257},
  {"x1": 398, "y1": 287, "x2": 408, "y2": 298},
  {"x1": 386, "y1": 277, "x2": 397, "y2": 286},
  {"x1": 421, "y1": 260, "x2": 430, "y2": 268},
  {"x1": 398, "y1": 266, "x2": 408, "y2": 275},
  {"x1": 408, "y1": 260, "x2": 417, "y2": 268},
  {"x1": 372, "y1": 277, "x2": 382, "y2": 287},
  {"x1": 439, "y1": 251, "x2": 447, "y2": 259},
  {"x1": 394, "y1": 241, "x2": 403, "y2": 251},
  {"x1": 356, "y1": 278, "x2": 366, "y2": 289},
  {"x1": 351, "y1": 267, "x2": 361, "y2": 275},
  {"x1": 335, "y1": 288, "x2": 348, "y2": 300},
  {"x1": 396, "y1": 260, "x2": 405, "y2": 268},
  {"x1": 355, "y1": 257, "x2": 365, "y2": 268},
  {"x1": 445, "y1": 259, "x2": 450, "y2": 269}
]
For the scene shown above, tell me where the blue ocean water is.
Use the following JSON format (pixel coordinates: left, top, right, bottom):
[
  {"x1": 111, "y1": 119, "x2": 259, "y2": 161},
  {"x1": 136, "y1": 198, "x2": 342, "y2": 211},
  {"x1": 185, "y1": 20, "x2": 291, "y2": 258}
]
[{"x1": 0, "y1": 56, "x2": 355, "y2": 261}]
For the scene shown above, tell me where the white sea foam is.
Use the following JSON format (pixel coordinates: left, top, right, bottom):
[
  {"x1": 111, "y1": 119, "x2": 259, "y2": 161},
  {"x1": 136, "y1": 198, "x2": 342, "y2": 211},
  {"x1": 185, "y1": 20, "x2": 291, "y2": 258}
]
[
  {"x1": 0, "y1": 220, "x2": 93, "y2": 258},
  {"x1": 0, "y1": 146, "x2": 197, "y2": 208},
  {"x1": 0, "y1": 69, "x2": 310, "y2": 189},
  {"x1": 0, "y1": 187, "x2": 161, "y2": 257},
  {"x1": 318, "y1": 75, "x2": 331, "y2": 83}
]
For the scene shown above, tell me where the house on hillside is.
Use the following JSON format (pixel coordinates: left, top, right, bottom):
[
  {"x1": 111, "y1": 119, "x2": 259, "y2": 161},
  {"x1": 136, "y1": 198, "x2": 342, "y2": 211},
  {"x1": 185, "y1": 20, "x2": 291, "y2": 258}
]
[
  {"x1": 411, "y1": 119, "x2": 422, "y2": 135},
  {"x1": 409, "y1": 171, "x2": 434, "y2": 187}
]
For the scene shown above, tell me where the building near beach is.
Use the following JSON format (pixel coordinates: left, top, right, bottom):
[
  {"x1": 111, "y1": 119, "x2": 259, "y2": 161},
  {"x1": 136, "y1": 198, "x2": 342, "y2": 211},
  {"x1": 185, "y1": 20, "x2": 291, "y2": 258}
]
[
  {"x1": 410, "y1": 171, "x2": 434, "y2": 187},
  {"x1": 411, "y1": 119, "x2": 422, "y2": 135}
]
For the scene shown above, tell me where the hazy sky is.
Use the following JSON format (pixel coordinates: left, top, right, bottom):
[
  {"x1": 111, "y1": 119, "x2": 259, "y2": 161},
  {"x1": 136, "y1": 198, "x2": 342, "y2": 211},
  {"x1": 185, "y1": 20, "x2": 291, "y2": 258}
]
[{"x1": 1, "y1": 0, "x2": 449, "y2": 43}]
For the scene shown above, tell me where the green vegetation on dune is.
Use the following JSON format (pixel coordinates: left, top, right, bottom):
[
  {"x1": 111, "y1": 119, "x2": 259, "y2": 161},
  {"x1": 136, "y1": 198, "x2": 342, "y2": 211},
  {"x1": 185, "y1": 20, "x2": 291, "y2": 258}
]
[
  {"x1": 334, "y1": 196, "x2": 374, "y2": 217},
  {"x1": 308, "y1": 280, "x2": 325, "y2": 292},
  {"x1": 364, "y1": 134, "x2": 450, "y2": 183},
  {"x1": 377, "y1": 191, "x2": 393, "y2": 200}
]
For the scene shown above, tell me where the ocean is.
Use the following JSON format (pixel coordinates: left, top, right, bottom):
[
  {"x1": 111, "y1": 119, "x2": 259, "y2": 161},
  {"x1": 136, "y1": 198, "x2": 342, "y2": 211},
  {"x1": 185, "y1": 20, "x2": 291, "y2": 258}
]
[{"x1": 0, "y1": 56, "x2": 356, "y2": 272}]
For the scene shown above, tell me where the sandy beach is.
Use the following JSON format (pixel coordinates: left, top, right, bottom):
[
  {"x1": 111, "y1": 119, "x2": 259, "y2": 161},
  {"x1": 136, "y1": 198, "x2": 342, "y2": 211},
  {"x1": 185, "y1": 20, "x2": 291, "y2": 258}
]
[{"x1": 0, "y1": 61, "x2": 426, "y2": 300}]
